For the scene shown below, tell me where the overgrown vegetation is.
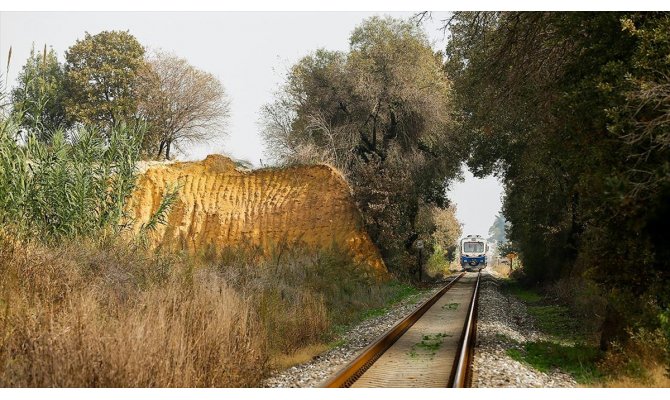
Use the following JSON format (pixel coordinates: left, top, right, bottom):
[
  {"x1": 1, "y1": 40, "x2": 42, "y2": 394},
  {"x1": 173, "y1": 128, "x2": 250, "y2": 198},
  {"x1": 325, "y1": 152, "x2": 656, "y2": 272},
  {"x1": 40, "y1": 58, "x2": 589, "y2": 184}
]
[
  {"x1": 501, "y1": 279, "x2": 604, "y2": 384},
  {"x1": 0, "y1": 121, "x2": 142, "y2": 241},
  {"x1": 261, "y1": 16, "x2": 462, "y2": 278},
  {"x1": 0, "y1": 235, "x2": 266, "y2": 387},
  {"x1": 503, "y1": 278, "x2": 669, "y2": 386},
  {"x1": 444, "y1": 11, "x2": 670, "y2": 368},
  {"x1": 211, "y1": 244, "x2": 419, "y2": 357},
  {"x1": 0, "y1": 78, "x2": 420, "y2": 386},
  {"x1": 0, "y1": 234, "x2": 416, "y2": 387},
  {"x1": 507, "y1": 341, "x2": 603, "y2": 384}
]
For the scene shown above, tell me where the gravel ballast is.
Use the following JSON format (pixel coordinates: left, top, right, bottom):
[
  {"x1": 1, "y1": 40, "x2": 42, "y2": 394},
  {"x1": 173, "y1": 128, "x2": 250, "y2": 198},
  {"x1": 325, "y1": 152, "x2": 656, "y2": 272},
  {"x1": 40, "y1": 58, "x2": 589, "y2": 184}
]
[
  {"x1": 472, "y1": 269, "x2": 576, "y2": 387},
  {"x1": 262, "y1": 281, "x2": 447, "y2": 388},
  {"x1": 263, "y1": 269, "x2": 576, "y2": 388}
]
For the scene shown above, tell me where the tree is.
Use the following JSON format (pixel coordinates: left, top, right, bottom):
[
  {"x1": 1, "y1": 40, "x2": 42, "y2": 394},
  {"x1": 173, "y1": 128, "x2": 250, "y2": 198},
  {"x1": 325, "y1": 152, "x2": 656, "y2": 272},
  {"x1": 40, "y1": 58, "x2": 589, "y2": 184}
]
[
  {"x1": 64, "y1": 30, "x2": 145, "y2": 132},
  {"x1": 430, "y1": 204, "x2": 462, "y2": 261},
  {"x1": 137, "y1": 51, "x2": 230, "y2": 160},
  {"x1": 487, "y1": 213, "x2": 507, "y2": 244},
  {"x1": 261, "y1": 17, "x2": 460, "y2": 275},
  {"x1": 444, "y1": 12, "x2": 670, "y2": 349},
  {"x1": 11, "y1": 44, "x2": 69, "y2": 141}
]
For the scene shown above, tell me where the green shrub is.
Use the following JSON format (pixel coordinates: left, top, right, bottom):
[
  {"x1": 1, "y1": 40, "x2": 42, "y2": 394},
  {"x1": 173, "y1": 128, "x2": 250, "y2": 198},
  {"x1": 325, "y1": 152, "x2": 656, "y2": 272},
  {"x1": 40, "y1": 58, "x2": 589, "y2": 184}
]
[{"x1": 0, "y1": 118, "x2": 143, "y2": 241}]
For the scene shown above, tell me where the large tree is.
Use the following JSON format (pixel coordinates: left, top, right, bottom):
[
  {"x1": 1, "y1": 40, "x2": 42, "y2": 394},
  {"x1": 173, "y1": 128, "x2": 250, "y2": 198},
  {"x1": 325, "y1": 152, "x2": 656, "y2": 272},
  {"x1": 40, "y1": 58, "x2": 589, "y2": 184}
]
[
  {"x1": 11, "y1": 44, "x2": 69, "y2": 141},
  {"x1": 137, "y1": 51, "x2": 230, "y2": 160},
  {"x1": 64, "y1": 30, "x2": 145, "y2": 132},
  {"x1": 444, "y1": 12, "x2": 670, "y2": 348},
  {"x1": 261, "y1": 17, "x2": 460, "y2": 275}
]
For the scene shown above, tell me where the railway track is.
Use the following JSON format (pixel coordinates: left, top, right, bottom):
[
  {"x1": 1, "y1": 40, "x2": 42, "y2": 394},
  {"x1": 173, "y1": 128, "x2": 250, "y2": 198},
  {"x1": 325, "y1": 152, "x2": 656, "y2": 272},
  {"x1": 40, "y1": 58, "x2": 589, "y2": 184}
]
[{"x1": 322, "y1": 270, "x2": 481, "y2": 388}]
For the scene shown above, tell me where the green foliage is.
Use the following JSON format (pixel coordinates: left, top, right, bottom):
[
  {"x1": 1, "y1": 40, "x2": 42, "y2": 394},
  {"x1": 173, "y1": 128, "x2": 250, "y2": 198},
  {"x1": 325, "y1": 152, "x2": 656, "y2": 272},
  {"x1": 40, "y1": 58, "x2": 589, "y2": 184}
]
[
  {"x1": 0, "y1": 116, "x2": 143, "y2": 241},
  {"x1": 425, "y1": 246, "x2": 447, "y2": 278},
  {"x1": 502, "y1": 279, "x2": 543, "y2": 303},
  {"x1": 261, "y1": 16, "x2": 460, "y2": 277},
  {"x1": 358, "y1": 282, "x2": 420, "y2": 320},
  {"x1": 409, "y1": 333, "x2": 451, "y2": 358},
  {"x1": 497, "y1": 240, "x2": 519, "y2": 258},
  {"x1": 11, "y1": 45, "x2": 69, "y2": 139},
  {"x1": 528, "y1": 305, "x2": 585, "y2": 340},
  {"x1": 501, "y1": 279, "x2": 603, "y2": 383},
  {"x1": 660, "y1": 309, "x2": 670, "y2": 371},
  {"x1": 504, "y1": 278, "x2": 594, "y2": 341},
  {"x1": 64, "y1": 30, "x2": 145, "y2": 132},
  {"x1": 445, "y1": 12, "x2": 670, "y2": 348},
  {"x1": 140, "y1": 183, "x2": 180, "y2": 233},
  {"x1": 384, "y1": 280, "x2": 420, "y2": 304}
]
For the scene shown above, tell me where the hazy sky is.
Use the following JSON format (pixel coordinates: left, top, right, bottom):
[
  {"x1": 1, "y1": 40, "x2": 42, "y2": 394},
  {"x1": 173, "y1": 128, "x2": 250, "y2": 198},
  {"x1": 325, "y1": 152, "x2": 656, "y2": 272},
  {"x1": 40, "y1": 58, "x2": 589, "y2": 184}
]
[{"x1": 0, "y1": 11, "x2": 504, "y2": 236}]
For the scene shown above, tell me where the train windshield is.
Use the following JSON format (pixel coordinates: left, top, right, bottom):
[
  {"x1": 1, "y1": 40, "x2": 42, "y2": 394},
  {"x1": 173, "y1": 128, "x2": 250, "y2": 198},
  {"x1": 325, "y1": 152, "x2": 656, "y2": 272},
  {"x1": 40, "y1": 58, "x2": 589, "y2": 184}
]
[{"x1": 463, "y1": 242, "x2": 485, "y2": 253}]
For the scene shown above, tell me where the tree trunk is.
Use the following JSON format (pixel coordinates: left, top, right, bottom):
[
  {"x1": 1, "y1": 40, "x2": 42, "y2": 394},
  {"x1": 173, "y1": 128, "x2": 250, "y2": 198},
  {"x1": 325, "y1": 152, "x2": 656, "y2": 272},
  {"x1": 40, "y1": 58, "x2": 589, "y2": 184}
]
[
  {"x1": 599, "y1": 303, "x2": 627, "y2": 351},
  {"x1": 157, "y1": 141, "x2": 165, "y2": 159},
  {"x1": 165, "y1": 140, "x2": 171, "y2": 160}
]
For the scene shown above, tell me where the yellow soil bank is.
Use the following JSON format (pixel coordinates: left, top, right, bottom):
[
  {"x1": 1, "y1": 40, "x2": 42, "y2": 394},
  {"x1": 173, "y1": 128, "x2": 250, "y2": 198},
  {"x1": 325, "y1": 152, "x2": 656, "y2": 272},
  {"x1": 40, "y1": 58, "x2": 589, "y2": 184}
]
[{"x1": 126, "y1": 155, "x2": 386, "y2": 274}]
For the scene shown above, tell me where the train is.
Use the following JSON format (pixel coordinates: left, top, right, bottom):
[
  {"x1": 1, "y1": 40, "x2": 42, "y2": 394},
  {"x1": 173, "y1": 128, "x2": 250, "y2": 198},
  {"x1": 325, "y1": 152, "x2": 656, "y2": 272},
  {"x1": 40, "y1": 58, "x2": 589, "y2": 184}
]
[{"x1": 460, "y1": 235, "x2": 488, "y2": 270}]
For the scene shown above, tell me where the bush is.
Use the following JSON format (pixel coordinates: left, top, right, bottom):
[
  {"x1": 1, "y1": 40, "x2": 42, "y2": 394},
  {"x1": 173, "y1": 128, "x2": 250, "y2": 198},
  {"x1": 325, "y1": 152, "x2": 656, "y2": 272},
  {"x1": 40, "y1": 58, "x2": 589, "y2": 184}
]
[
  {"x1": 213, "y1": 243, "x2": 416, "y2": 358},
  {"x1": 0, "y1": 235, "x2": 266, "y2": 387},
  {"x1": 598, "y1": 328, "x2": 670, "y2": 386},
  {"x1": 0, "y1": 119, "x2": 143, "y2": 241},
  {"x1": 425, "y1": 246, "x2": 448, "y2": 279}
]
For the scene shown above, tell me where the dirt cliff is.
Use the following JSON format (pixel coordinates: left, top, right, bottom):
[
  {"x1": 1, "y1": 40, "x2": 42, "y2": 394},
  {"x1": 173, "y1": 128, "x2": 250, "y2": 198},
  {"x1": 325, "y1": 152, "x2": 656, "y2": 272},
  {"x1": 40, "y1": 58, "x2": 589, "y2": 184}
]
[{"x1": 126, "y1": 155, "x2": 386, "y2": 274}]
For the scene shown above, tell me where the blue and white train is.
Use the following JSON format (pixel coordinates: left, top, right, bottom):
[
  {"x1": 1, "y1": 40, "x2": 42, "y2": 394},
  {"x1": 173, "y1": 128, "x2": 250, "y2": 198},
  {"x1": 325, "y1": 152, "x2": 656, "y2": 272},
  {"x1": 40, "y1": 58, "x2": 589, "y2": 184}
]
[{"x1": 460, "y1": 235, "x2": 488, "y2": 270}]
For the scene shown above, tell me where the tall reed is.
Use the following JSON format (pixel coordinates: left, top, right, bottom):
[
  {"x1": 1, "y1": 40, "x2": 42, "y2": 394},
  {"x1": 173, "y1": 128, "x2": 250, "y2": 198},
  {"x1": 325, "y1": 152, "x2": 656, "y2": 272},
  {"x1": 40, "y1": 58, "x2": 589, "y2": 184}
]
[{"x1": 0, "y1": 118, "x2": 143, "y2": 241}]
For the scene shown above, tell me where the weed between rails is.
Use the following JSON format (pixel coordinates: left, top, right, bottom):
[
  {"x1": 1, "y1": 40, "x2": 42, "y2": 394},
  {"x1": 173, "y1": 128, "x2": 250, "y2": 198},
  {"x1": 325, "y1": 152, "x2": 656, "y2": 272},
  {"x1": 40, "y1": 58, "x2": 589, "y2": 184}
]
[{"x1": 409, "y1": 333, "x2": 451, "y2": 359}]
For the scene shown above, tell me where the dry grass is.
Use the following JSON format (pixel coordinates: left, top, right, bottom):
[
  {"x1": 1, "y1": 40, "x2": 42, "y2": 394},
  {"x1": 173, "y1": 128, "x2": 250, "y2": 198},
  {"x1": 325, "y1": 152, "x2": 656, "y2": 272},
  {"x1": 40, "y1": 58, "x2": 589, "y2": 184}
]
[
  {"x1": 271, "y1": 343, "x2": 331, "y2": 370},
  {"x1": 490, "y1": 261, "x2": 514, "y2": 277},
  {"x1": 601, "y1": 365, "x2": 670, "y2": 388},
  {"x1": 212, "y1": 244, "x2": 404, "y2": 358},
  {"x1": 0, "y1": 233, "x2": 410, "y2": 387},
  {"x1": 0, "y1": 235, "x2": 266, "y2": 387},
  {"x1": 596, "y1": 328, "x2": 670, "y2": 387}
]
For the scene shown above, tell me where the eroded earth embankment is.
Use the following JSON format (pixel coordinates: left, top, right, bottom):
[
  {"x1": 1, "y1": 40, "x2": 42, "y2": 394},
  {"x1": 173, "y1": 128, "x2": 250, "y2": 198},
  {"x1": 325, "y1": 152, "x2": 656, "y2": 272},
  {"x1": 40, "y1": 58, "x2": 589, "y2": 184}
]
[{"x1": 126, "y1": 155, "x2": 386, "y2": 273}]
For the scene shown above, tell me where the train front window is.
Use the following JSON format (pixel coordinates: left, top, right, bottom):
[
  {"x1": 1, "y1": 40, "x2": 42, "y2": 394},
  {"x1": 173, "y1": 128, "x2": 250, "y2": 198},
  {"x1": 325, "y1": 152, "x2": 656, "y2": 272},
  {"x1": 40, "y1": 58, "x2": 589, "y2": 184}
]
[{"x1": 463, "y1": 242, "x2": 484, "y2": 253}]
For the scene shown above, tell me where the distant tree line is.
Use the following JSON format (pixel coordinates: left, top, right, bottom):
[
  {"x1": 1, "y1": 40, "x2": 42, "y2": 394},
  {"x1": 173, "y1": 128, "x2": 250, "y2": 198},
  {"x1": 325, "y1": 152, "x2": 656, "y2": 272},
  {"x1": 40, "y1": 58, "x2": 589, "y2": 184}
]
[
  {"x1": 10, "y1": 30, "x2": 230, "y2": 159},
  {"x1": 444, "y1": 12, "x2": 670, "y2": 351}
]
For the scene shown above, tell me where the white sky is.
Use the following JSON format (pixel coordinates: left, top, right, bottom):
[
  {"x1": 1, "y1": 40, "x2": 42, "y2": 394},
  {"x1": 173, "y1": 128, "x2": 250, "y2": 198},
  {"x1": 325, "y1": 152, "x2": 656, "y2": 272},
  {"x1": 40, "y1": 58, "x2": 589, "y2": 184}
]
[{"x1": 0, "y1": 10, "x2": 504, "y2": 236}]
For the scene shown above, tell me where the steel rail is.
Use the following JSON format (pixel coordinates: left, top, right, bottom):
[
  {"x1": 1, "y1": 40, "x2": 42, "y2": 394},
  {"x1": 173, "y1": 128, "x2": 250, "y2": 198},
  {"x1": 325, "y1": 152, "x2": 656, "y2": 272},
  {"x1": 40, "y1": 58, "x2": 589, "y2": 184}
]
[
  {"x1": 449, "y1": 270, "x2": 481, "y2": 388},
  {"x1": 322, "y1": 272, "x2": 466, "y2": 388}
]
